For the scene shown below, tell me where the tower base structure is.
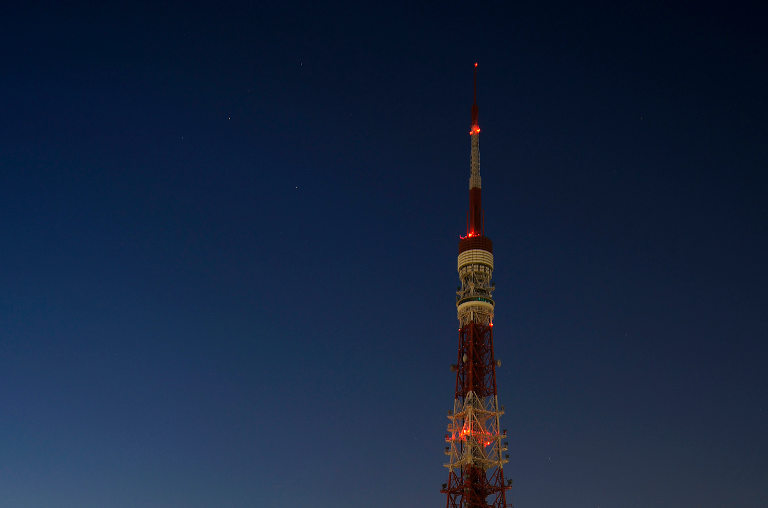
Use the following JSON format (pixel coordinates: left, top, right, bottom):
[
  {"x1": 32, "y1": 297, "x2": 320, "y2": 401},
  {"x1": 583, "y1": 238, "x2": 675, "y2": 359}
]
[{"x1": 442, "y1": 321, "x2": 510, "y2": 508}]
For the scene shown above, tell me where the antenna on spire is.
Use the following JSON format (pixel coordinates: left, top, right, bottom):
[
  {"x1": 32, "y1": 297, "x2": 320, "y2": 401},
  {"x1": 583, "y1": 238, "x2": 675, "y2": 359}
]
[{"x1": 471, "y1": 62, "x2": 480, "y2": 134}]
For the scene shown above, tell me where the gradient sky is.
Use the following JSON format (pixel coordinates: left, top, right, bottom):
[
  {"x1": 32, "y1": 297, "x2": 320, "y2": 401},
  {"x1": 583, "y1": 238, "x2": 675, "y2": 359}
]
[{"x1": 1, "y1": 2, "x2": 767, "y2": 507}]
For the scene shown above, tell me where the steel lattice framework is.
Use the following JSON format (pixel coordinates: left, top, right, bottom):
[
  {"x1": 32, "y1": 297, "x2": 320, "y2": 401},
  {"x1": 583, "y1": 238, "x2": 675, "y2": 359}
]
[{"x1": 441, "y1": 63, "x2": 511, "y2": 508}]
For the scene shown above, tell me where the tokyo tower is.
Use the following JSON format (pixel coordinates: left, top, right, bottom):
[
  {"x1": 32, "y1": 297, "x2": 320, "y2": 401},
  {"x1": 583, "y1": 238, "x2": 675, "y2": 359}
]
[{"x1": 441, "y1": 63, "x2": 512, "y2": 508}]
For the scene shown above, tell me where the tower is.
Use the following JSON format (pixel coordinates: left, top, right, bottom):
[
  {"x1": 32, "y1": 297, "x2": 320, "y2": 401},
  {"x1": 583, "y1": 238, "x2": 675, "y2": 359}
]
[{"x1": 441, "y1": 63, "x2": 511, "y2": 508}]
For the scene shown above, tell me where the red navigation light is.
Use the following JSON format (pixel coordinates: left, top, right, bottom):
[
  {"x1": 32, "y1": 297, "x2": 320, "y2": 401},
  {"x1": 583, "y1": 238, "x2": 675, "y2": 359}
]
[
  {"x1": 474, "y1": 62, "x2": 478, "y2": 68},
  {"x1": 458, "y1": 423, "x2": 495, "y2": 447},
  {"x1": 470, "y1": 125, "x2": 481, "y2": 135}
]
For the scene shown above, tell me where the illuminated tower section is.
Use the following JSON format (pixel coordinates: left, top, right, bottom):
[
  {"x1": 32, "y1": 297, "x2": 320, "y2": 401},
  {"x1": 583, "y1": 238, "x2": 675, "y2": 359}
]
[{"x1": 442, "y1": 64, "x2": 511, "y2": 508}]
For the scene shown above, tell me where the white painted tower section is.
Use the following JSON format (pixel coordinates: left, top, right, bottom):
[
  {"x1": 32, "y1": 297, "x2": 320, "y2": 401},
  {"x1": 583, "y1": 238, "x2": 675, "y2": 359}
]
[{"x1": 469, "y1": 130, "x2": 481, "y2": 190}]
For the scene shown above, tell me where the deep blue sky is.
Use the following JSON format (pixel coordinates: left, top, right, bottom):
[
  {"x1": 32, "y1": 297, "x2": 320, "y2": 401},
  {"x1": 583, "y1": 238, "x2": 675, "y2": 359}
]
[{"x1": 1, "y1": 2, "x2": 766, "y2": 507}]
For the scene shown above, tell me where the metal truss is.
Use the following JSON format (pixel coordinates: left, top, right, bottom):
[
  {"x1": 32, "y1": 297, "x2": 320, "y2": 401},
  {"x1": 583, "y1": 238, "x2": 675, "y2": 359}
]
[{"x1": 442, "y1": 316, "x2": 511, "y2": 507}]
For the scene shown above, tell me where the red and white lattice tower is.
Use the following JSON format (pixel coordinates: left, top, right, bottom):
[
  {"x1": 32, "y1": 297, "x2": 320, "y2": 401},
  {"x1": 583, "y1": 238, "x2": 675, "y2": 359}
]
[{"x1": 441, "y1": 63, "x2": 512, "y2": 508}]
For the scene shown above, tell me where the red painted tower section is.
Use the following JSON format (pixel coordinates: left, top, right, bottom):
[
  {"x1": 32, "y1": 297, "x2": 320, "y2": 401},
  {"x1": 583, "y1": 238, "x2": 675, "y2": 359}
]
[{"x1": 441, "y1": 64, "x2": 511, "y2": 508}]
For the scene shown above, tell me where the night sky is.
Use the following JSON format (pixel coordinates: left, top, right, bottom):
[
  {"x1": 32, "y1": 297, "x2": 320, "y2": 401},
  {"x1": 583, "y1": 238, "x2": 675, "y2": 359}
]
[{"x1": 1, "y1": 2, "x2": 767, "y2": 507}]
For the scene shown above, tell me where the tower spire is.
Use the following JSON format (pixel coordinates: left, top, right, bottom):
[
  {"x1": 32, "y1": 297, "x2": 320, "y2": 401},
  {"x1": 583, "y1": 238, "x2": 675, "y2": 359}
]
[
  {"x1": 468, "y1": 62, "x2": 483, "y2": 235},
  {"x1": 471, "y1": 62, "x2": 479, "y2": 130}
]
